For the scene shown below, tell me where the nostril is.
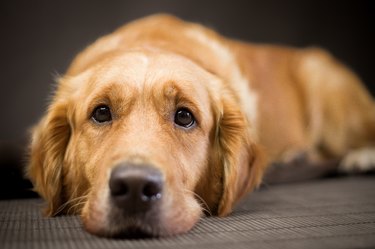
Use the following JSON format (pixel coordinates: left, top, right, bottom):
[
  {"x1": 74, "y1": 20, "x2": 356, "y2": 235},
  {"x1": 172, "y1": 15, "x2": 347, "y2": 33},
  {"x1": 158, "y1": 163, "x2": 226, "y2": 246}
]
[
  {"x1": 110, "y1": 180, "x2": 129, "y2": 197},
  {"x1": 142, "y1": 181, "x2": 162, "y2": 201}
]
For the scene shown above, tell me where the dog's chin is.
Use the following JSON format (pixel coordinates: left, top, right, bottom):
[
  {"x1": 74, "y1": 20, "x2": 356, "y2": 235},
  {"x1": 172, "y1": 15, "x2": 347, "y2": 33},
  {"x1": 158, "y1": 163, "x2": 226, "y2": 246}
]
[
  {"x1": 111, "y1": 225, "x2": 162, "y2": 239},
  {"x1": 83, "y1": 209, "x2": 201, "y2": 238},
  {"x1": 113, "y1": 214, "x2": 166, "y2": 238},
  {"x1": 97, "y1": 225, "x2": 154, "y2": 239},
  {"x1": 83, "y1": 218, "x2": 160, "y2": 238},
  {"x1": 82, "y1": 211, "x2": 165, "y2": 238}
]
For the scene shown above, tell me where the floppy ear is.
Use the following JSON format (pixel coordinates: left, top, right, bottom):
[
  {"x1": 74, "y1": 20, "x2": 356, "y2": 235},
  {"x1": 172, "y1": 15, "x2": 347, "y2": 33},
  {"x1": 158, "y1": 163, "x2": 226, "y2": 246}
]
[
  {"x1": 215, "y1": 93, "x2": 266, "y2": 216},
  {"x1": 27, "y1": 100, "x2": 70, "y2": 216}
]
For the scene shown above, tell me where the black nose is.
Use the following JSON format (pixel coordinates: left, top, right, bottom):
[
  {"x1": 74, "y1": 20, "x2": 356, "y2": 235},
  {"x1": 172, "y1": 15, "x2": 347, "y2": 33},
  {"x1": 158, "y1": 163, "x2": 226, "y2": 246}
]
[{"x1": 109, "y1": 163, "x2": 163, "y2": 213}]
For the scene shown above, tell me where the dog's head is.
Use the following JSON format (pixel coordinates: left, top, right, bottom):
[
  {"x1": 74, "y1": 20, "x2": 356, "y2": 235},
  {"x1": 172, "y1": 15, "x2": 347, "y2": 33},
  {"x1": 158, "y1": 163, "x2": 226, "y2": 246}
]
[{"x1": 28, "y1": 50, "x2": 265, "y2": 237}]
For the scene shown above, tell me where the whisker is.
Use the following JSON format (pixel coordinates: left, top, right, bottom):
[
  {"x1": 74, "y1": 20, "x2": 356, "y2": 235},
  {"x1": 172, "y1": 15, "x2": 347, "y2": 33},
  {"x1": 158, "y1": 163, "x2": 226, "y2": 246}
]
[
  {"x1": 66, "y1": 198, "x2": 88, "y2": 215},
  {"x1": 52, "y1": 191, "x2": 89, "y2": 216},
  {"x1": 53, "y1": 187, "x2": 80, "y2": 215},
  {"x1": 53, "y1": 196, "x2": 85, "y2": 216},
  {"x1": 182, "y1": 189, "x2": 212, "y2": 216}
]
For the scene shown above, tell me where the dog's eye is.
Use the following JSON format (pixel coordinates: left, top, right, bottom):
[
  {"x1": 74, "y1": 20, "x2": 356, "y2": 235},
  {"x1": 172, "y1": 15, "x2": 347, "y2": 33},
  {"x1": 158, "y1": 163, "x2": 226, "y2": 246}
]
[
  {"x1": 92, "y1": 105, "x2": 112, "y2": 123},
  {"x1": 174, "y1": 108, "x2": 195, "y2": 128}
]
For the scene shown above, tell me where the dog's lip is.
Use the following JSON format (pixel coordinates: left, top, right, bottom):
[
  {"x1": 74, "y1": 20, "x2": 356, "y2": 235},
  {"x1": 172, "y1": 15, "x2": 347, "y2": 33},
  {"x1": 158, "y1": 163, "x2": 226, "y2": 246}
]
[
  {"x1": 111, "y1": 226, "x2": 157, "y2": 239},
  {"x1": 105, "y1": 210, "x2": 162, "y2": 238},
  {"x1": 86, "y1": 218, "x2": 160, "y2": 238}
]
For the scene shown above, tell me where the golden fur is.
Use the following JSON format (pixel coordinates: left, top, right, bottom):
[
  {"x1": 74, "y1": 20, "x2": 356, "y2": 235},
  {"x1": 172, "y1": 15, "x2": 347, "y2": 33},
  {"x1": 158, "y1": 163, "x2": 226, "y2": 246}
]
[{"x1": 28, "y1": 14, "x2": 375, "y2": 237}]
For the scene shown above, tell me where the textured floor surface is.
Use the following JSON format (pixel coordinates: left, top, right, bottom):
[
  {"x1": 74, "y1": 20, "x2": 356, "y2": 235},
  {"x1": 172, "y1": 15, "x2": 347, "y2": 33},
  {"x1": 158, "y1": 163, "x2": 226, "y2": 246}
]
[{"x1": 1, "y1": 176, "x2": 374, "y2": 249}]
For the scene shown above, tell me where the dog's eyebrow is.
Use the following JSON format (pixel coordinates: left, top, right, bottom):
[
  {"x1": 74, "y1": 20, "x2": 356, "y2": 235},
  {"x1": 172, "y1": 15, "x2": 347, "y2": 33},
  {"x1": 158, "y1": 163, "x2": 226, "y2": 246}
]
[
  {"x1": 86, "y1": 83, "x2": 135, "y2": 117},
  {"x1": 159, "y1": 81, "x2": 203, "y2": 124}
]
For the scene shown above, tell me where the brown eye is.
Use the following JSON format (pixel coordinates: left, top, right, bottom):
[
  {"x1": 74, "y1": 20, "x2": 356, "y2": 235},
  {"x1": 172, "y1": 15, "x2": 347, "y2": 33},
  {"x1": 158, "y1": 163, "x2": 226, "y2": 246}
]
[
  {"x1": 92, "y1": 105, "x2": 112, "y2": 123},
  {"x1": 174, "y1": 108, "x2": 195, "y2": 128}
]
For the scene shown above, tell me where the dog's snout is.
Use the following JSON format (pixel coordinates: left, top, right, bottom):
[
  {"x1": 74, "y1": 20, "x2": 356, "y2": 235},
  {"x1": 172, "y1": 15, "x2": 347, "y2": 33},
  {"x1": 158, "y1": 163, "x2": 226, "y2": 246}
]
[{"x1": 109, "y1": 164, "x2": 163, "y2": 213}]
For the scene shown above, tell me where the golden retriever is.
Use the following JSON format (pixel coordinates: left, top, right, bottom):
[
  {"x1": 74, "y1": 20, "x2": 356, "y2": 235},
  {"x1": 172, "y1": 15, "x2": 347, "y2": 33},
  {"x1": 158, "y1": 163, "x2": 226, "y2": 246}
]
[{"x1": 27, "y1": 14, "x2": 375, "y2": 237}]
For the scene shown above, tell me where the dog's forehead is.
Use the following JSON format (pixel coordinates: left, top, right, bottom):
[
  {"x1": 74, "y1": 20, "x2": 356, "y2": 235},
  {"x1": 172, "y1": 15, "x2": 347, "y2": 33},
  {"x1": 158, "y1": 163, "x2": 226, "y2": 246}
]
[{"x1": 91, "y1": 51, "x2": 213, "y2": 91}]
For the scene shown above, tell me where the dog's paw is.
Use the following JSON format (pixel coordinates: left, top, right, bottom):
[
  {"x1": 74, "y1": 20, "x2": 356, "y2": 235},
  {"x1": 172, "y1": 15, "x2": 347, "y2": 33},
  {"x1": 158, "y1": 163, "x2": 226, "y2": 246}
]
[{"x1": 339, "y1": 147, "x2": 375, "y2": 173}]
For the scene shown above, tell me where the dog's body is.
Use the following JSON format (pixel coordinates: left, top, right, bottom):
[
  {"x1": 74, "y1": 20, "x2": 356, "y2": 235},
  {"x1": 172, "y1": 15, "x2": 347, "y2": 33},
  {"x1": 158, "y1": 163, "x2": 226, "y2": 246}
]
[{"x1": 28, "y1": 14, "x2": 375, "y2": 237}]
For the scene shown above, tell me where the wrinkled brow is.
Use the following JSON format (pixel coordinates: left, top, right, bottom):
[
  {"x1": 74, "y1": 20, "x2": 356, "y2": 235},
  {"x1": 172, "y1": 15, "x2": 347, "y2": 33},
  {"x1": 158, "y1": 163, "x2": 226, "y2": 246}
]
[
  {"x1": 85, "y1": 82, "x2": 136, "y2": 118},
  {"x1": 152, "y1": 81, "x2": 203, "y2": 124}
]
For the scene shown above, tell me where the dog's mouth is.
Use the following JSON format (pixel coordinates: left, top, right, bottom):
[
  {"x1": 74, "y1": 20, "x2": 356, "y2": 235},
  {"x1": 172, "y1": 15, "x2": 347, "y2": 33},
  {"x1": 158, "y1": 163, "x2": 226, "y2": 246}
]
[
  {"x1": 100, "y1": 207, "x2": 164, "y2": 238},
  {"x1": 83, "y1": 196, "x2": 202, "y2": 238},
  {"x1": 111, "y1": 226, "x2": 156, "y2": 239},
  {"x1": 84, "y1": 215, "x2": 163, "y2": 238},
  {"x1": 110, "y1": 216, "x2": 169, "y2": 238}
]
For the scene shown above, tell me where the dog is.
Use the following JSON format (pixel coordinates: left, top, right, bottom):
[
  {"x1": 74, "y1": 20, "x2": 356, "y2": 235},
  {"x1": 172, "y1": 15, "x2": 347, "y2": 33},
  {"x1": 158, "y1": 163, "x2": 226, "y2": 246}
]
[{"x1": 27, "y1": 14, "x2": 375, "y2": 237}]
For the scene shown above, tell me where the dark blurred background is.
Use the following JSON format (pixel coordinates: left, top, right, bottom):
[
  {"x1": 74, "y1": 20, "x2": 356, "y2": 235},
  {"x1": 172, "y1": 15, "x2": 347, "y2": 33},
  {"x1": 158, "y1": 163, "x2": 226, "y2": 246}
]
[{"x1": 0, "y1": 0, "x2": 374, "y2": 198}]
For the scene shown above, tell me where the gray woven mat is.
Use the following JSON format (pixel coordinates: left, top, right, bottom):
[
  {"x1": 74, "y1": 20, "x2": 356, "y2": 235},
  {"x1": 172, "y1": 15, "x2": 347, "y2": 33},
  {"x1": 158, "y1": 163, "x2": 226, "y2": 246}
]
[{"x1": 1, "y1": 176, "x2": 375, "y2": 249}]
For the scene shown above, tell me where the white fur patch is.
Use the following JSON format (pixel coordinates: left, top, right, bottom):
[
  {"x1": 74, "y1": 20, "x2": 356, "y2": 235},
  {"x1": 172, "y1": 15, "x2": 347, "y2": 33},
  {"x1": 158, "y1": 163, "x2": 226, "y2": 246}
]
[
  {"x1": 339, "y1": 147, "x2": 375, "y2": 173},
  {"x1": 185, "y1": 28, "x2": 259, "y2": 140}
]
